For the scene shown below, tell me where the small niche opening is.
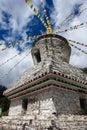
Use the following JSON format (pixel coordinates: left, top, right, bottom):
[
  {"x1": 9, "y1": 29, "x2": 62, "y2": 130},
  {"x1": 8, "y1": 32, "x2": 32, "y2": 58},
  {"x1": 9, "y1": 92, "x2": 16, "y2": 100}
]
[
  {"x1": 80, "y1": 97, "x2": 87, "y2": 114},
  {"x1": 34, "y1": 50, "x2": 41, "y2": 63},
  {"x1": 22, "y1": 98, "x2": 28, "y2": 111}
]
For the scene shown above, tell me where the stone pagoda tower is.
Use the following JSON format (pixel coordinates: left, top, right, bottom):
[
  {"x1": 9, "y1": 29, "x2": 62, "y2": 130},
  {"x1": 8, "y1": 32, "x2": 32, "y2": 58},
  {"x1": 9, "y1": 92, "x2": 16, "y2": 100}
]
[{"x1": 4, "y1": 34, "x2": 87, "y2": 118}]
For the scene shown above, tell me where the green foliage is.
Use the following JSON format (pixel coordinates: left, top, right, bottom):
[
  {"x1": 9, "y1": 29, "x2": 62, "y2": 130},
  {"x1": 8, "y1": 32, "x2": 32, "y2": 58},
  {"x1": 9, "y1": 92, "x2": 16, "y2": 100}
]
[
  {"x1": 79, "y1": 109, "x2": 87, "y2": 115},
  {"x1": 0, "y1": 85, "x2": 7, "y2": 98},
  {"x1": 83, "y1": 68, "x2": 87, "y2": 74},
  {"x1": 0, "y1": 96, "x2": 10, "y2": 116},
  {"x1": 0, "y1": 85, "x2": 10, "y2": 116}
]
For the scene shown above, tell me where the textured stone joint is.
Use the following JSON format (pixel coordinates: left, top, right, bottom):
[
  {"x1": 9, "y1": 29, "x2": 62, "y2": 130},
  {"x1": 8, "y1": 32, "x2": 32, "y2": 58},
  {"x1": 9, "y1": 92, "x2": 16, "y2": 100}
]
[
  {"x1": 4, "y1": 71, "x2": 87, "y2": 96},
  {"x1": 8, "y1": 75, "x2": 87, "y2": 100}
]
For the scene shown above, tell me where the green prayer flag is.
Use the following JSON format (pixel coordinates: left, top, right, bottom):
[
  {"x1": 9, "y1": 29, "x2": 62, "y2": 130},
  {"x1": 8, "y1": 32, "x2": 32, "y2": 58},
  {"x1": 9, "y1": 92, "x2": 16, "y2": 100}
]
[{"x1": 0, "y1": 108, "x2": 2, "y2": 116}]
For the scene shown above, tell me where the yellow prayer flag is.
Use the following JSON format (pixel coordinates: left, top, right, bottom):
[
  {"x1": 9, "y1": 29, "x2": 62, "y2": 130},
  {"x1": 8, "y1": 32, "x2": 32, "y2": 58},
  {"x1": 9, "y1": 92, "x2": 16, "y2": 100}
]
[
  {"x1": 47, "y1": 27, "x2": 53, "y2": 34},
  {"x1": 27, "y1": 1, "x2": 33, "y2": 8}
]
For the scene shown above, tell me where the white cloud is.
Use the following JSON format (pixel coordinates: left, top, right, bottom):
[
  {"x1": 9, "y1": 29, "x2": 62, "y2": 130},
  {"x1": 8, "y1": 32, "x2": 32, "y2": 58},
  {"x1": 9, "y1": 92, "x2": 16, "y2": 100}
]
[
  {"x1": 0, "y1": 0, "x2": 44, "y2": 88},
  {"x1": 0, "y1": 48, "x2": 33, "y2": 87},
  {"x1": 0, "y1": 0, "x2": 34, "y2": 39},
  {"x1": 0, "y1": 0, "x2": 87, "y2": 88},
  {"x1": 0, "y1": 0, "x2": 36, "y2": 87},
  {"x1": 51, "y1": 0, "x2": 87, "y2": 68},
  {"x1": 70, "y1": 52, "x2": 87, "y2": 68}
]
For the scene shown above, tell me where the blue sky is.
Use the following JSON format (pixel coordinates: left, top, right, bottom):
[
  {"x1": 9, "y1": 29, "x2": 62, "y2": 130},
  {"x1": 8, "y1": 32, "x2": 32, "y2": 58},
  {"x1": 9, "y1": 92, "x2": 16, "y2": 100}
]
[
  {"x1": 0, "y1": 0, "x2": 87, "y2": 87},
  {"x1": 0, "y1": 0, "x2": 54, "y2": 41}
]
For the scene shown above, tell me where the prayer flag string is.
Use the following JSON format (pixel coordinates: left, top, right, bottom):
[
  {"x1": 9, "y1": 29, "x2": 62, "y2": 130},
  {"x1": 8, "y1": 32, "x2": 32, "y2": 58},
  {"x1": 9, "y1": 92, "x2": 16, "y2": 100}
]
[
  {"x1": 40, "y1": 0, "x2": 52, "y2": 31},
  {"x1": 0, "y1": 49, "x2": 31, "y2": 80},
  {"x1": 40, "y1": 0, "x2": 53, "y2": 34},
  {"x1": 0, "y1": 47, "x2": 29, "y2": 68},
  {"x1": 68, "y1": 39, "x2": 87, "y2": 47},
  {"x1": 25, "y1": 0, "x2": 48, "y2": 29},
  {"x1": 25, "y1": 0, "x2": 52, "y2": 34},
  {"x1": 69, "y1": 43, "x2": 87, "y2": 54},
  {"x1": 58, "y1": 6, "x2": 87, "y2": 27},
  {"x1": 0, "y1": 36, "x2": 36, "y2": 51},
  {"x1": 56, "y1": 21, "x2": 87, "y2": 33}
]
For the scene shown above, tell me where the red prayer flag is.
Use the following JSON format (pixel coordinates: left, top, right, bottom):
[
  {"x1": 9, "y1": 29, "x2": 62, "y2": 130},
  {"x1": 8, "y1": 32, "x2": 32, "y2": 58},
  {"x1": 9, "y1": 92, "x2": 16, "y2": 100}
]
[{"x1": 25, "y1": 0, "x2": 28, "y2": 3}]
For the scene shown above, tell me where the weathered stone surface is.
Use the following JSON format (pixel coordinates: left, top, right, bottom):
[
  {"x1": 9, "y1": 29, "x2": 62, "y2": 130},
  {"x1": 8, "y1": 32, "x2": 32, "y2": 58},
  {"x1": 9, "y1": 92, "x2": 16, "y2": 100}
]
[
  {"x1": 0, "y1": 115, "x2": 87, "y2": 130},
  {"x1": 4, "y1": 36, "x2": 87, "y2": 94},
  {"x1": 3, "y1": 35, "x2": 87, "y2": 130},
  {"x1": 9, "y1": 87, "x2": 83, "y2": 116},
  {"x1": 9, "y1": 99, "x2": 22, "y2": 116}
]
